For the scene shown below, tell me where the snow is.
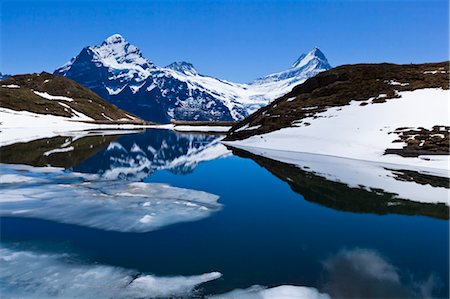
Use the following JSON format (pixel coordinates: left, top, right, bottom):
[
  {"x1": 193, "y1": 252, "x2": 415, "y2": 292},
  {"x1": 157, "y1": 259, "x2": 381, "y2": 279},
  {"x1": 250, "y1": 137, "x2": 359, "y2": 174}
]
[
  {"x1": 1, "y1": 84, "x2": 20, "y2": 88},
  {"x1": 388, "y1": 80, "x2": 409, "y2": 86},
  {"x1": 0, "y1": 246, "x2": 221, "y2": 299},
  {"x1": 174, "y1": 125, "x2": 231, "y2": 132},
  {"x1": 105, "y1": 85, "x2": 126, "y2": 95},
  {"x1": 0, "y1": 163, "x2": 222, "y2": 232},
  {"x1": 43, "y1": 146, "x2": 74, "y2": 156},
  {"x1": 226, "y1": 88, "x2": 450, "y2": 173},
  {"x1": 56, "y1": 35, "x2": 330, "y2": 120},
  {"x1": 33, "y1": 91, "x2": 74, "y2": 102},
  {"x1": 101, "y1": 112, "x2": 114, "y2": 121},
  {"x1": 0, "y1": 108, "x2": 152, "y2": 146},
  {"x1": 236, "y1": 124, "x2": 261, "y2": 132},
  {"x1": 210, "y1": 285, "x2": 331, "y2": 299}
]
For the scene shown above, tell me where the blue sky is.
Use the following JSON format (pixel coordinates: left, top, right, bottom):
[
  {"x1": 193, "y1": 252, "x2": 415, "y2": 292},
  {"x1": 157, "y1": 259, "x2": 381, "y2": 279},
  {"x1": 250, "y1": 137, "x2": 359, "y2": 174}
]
[{"x1": 1, "y1": 0, "x2": 448, "y2": 82}]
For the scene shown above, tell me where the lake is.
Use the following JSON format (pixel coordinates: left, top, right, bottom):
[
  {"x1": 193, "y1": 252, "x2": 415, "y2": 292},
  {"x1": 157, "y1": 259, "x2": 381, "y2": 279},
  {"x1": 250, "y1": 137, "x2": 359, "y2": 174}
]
[{"x1": 0, "y1": 129, "x2": 448, "y2": 298}]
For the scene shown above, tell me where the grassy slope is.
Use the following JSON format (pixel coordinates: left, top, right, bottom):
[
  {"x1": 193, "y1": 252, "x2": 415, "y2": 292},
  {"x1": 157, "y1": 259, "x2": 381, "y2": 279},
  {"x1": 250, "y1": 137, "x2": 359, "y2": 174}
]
[{"x1": 0, "y1": 72, "x2": 150, "y2": 124}]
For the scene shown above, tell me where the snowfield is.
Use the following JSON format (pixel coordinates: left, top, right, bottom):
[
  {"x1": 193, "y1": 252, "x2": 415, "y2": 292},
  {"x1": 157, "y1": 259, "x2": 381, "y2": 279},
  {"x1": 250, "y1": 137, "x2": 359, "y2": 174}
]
[
  {"x1": 0, "y1": 107, "x2": 152, "y2": 146},
  {"x1": 174, "y1": 125, "x2": 231, "y2": 133},
  {"x1": 225, "y1": 88, "x2": 450, "y2": 173}
]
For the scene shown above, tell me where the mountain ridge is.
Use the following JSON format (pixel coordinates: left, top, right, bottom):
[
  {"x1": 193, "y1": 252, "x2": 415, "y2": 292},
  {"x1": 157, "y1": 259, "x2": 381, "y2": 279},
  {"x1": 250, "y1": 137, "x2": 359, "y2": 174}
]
[{"x1": 55, "y1": 34, "x2": 331, "y2": 123}]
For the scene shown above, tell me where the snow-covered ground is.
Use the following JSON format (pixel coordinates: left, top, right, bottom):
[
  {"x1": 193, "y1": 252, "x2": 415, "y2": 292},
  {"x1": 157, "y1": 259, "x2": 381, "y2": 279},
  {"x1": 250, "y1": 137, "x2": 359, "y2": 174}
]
[
  {"x1": 225, "y1": 88, "x2": 450, "y2": 174},
  {"x1": 0, "y1": 163, "x2": 222, "y2": 232},
  {"x1": 174, "y1": 125, "x2": 231, "y2": 133},
  {"x1": 0, "y1": 246, "x2": 221, "y2": 299},
  {"x1": 0, "y1": 107, "x2": 156, "y2": 146}
]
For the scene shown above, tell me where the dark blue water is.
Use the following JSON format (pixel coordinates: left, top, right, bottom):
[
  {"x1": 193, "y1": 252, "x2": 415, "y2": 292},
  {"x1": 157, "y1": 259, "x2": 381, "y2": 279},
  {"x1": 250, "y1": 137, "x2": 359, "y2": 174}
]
[{"x1": 1, "y1": 129, "x2": 448, "y2": 298}]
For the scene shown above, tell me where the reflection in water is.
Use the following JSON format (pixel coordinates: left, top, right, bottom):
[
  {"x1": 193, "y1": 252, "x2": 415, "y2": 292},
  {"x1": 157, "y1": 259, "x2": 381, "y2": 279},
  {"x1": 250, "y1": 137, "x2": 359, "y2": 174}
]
[
  {"x1": 322, "y1": 249, "x2": 442, "y2": 298},
  {"x1": 0, "y1": 129, "x2": 231, "y2": 180},
  {"x1": 74, "y1": 129, "x2": 230, "y2": 180},
  {"x1": 0, "y1": 163, "x2": 222, "y2": 232},
  {"x1": 0, "y1": 132, "x2": 120, "y2": 168},
  {"x1": 230, "y1": 147, "x2": 449, "y2": 219}
]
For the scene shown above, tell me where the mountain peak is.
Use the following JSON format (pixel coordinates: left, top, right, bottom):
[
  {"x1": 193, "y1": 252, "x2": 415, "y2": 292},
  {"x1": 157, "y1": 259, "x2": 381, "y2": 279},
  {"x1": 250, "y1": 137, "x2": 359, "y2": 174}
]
[
  {"x1": 291, "y1": 47, "x2": 329, "y2": 69},
  {"x1": 102, "y1": 34, "x2": 126, "y2": 45},
  {"x1": 166, "y1": 61, "x2": 198, "y2": 75}
]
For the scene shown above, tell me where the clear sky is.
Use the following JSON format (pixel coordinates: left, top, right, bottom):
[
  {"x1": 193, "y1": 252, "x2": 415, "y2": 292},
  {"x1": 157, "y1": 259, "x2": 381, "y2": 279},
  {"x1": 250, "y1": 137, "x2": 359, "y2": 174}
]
[{"x1": 1, "y1": 0, "x2": 448, "y2": 82}]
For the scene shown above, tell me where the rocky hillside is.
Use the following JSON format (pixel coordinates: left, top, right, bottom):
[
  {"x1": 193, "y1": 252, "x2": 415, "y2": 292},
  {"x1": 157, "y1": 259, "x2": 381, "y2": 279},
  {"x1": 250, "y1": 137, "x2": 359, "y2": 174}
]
[
  {"x1": 224, "y1": 62, "x2": 449, "y2": 173},
  {"x1": 227, "y1": 62, "x2": 448, "y2": 140},
  {"x1": 0, "y1": 72, "x2": 146, "y2": 124},
  {"x1": 54, "y1": 34, "x2": 331, "y2": 123}
]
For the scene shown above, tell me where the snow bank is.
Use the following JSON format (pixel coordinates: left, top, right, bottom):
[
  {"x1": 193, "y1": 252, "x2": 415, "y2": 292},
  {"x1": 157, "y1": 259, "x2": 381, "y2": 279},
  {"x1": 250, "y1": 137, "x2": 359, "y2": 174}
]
[
  {"x1": 174, "y1": 125, "x2": 231, "y2": 133},
  {"x1": 0, "y1": 246, "x2": 221, "y2": 299},
  {"x1": 226, "y1": 88, "x2": 450, "y2": 172},
  {"x1": 0, "y1": 108, "x2": 151, "y2": 146},
  {"x1": 0, "y1": 164, "x2": 222, "y2": 232}
]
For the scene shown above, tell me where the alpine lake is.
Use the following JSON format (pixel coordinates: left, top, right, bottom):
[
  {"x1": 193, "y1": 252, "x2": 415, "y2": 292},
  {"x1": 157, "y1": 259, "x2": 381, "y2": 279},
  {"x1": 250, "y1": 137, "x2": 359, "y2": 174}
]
[{"x1": 0, "y1": 128, "x2": 448, "y2": 298}]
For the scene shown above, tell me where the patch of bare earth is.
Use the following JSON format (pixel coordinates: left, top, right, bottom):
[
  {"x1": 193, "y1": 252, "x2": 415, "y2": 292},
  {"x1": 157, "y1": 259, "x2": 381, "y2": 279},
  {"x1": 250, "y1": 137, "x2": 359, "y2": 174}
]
[{"x1": 385, "y1": 126, "x2": 449, "y2": 157}]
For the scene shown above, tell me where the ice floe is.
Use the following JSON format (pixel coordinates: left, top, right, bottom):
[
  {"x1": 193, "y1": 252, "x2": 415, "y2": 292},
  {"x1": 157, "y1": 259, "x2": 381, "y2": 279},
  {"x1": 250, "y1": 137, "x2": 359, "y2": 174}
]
[
  {"x1": 210, "y1": 285, "x2": 330, "y2": 299},
  {"x1": 0, "y1": 163, "x2": 222, "y2": 232},
  {"x1": 0, "y1": 246, "x2": 221, "y2": 299}
]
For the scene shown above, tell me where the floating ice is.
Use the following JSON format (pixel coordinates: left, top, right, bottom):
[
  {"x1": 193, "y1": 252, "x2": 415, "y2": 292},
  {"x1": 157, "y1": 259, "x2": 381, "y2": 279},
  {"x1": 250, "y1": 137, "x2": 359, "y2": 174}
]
[
  {"x1": 0, "y1": 246, "x2": 221, "y2": 299},
  {"x1": 0, "y1": 164, "x2": 222, "y2": 232},
  {"x1": 210, "y1": 285, "x2": 331, "y2": 299}
]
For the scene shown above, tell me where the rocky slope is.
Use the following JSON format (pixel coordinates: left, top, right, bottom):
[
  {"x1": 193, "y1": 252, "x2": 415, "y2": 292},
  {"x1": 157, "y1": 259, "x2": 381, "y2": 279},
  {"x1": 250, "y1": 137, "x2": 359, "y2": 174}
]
[
  {"x1": 55, "y1": 34, "x2": 331, "y2": 123},
  {"x1": 0, "y1": 72, "x2": 146, "y2": 124},
  {"x1": 224, "y1": 62, "x2": 449, "y2": 177}
]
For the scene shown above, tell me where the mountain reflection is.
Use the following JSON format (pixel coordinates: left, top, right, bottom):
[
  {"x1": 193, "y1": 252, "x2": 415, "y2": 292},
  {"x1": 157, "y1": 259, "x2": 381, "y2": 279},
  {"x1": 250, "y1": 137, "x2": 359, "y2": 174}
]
[{"x1": 0, "y1": 129, "x2": 230, "y2": 180}]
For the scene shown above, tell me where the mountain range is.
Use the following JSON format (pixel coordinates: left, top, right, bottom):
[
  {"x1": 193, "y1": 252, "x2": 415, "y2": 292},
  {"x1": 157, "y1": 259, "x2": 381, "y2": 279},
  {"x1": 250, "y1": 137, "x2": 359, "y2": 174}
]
[{"x1": 55, "y1": 34, "x2": 331, "y2": 123}]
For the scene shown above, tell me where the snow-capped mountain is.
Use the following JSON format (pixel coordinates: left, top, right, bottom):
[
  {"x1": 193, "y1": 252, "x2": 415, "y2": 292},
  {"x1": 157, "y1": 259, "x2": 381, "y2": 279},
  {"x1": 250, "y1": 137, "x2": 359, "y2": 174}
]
[{"x1": 55, "y1": 34, "x2": 331, "y2": 123}]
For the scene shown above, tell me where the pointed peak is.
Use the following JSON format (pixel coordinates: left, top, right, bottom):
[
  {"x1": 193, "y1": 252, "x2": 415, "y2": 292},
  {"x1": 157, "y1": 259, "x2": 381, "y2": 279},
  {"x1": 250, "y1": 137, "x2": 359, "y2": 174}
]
[
  {"x1": 102, "y1": 34, "x2": 126, "y2": 45},
  {"x1": 308, "y1": 47, "x2": 327, "y2": 60},
  {"x1": 166, "y1": 61, "x2": 198, "y2": 75},
  {"x1": 291, "y1": 47, "x2": 328, "y2": 69}
]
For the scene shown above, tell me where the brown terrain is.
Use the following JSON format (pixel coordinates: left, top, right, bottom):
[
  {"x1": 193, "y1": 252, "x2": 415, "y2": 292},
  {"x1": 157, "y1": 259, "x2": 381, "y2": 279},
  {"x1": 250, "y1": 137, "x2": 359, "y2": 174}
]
[
  {"x1": 0, "y1": 72, "x2": 150, "y2": 124},
  {"x1": 225, "y1": 62, "x2": 449, "y2": 157}
]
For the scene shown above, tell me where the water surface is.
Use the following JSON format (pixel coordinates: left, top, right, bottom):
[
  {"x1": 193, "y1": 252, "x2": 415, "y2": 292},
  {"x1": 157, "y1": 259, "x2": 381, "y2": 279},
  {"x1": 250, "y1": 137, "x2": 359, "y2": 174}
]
[{"x1": 1, "y1": 129, "x2": 448, "y2": 298}]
